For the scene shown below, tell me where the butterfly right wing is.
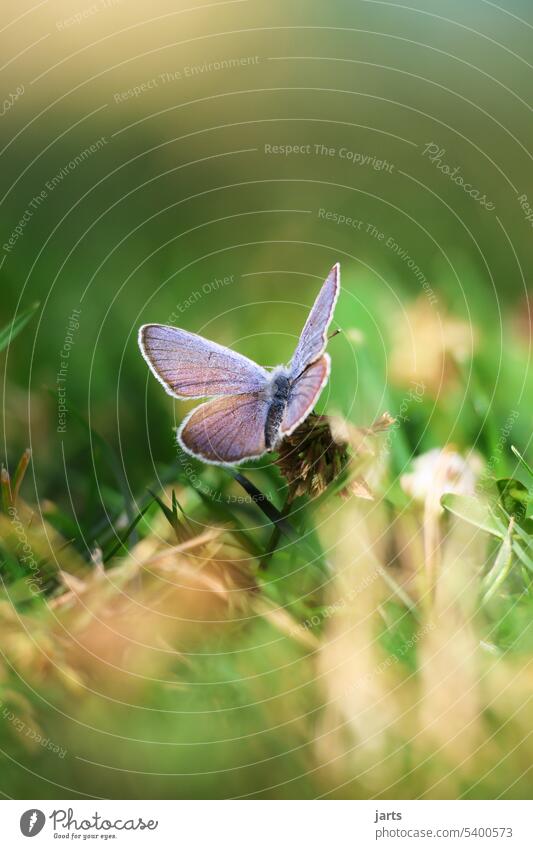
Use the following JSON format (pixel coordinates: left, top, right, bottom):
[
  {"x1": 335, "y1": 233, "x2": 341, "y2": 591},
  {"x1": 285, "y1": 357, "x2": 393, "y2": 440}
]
[
  {"x1": 280, "y1": 354, "x2": 331, "y2": 437},
  {"x1": 178, "y1": 392, "x2": 271, "y2": 464},
  {"x1": 139, "y1": 324, "x2": 269, "y2": 398}
]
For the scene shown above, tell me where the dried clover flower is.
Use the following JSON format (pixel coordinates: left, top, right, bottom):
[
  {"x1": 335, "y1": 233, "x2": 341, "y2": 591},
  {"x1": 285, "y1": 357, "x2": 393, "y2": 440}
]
[
  {"x1": 276, "y1": 412, "x2": 394, "y2": 500},
  {"x1": 276, "y1": 414, "x2": 349, "y2": 499}
]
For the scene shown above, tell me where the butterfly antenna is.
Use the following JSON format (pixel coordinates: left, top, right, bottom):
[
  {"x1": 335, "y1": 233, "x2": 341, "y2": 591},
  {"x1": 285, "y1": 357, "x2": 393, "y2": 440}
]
[{"x1": 328, "y1": 328, "x2": 342, "y2": 341}]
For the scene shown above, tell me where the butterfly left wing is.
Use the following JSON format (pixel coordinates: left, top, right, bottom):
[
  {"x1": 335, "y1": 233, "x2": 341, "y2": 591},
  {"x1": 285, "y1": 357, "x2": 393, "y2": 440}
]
[
  {"x1": 139, "y1": 324, "x2": 269, "y2": 399},
  {"x1": 178, "y1": 392, "x2": 271, "y2": 464},
  {"x1": 279, "y1": 354, "x2": 330, "y2": 437},
  {"x1": 289, "y1": 264, "x2": 340, "y2": 378}
]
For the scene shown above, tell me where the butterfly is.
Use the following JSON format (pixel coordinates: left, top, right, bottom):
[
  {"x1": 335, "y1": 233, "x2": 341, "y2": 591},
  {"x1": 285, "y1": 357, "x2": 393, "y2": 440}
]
[{"x1": 138, "y1": 263, "x2": 340, "y2": 465}]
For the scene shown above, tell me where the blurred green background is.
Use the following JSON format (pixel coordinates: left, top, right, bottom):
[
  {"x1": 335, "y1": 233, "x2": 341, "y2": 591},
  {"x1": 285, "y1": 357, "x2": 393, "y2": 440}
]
[{"x1": 2, "y1": 0, "x2": 532, "y2": 487}]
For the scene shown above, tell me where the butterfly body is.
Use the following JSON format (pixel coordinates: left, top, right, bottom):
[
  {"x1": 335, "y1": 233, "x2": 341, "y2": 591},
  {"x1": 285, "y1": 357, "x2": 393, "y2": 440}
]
[
  {"x1": 264, "y1": 367, "x2": 293, "y2": 449},
  {"x1": 139, "y1": 264, "x2": 340, "y2": 465}
]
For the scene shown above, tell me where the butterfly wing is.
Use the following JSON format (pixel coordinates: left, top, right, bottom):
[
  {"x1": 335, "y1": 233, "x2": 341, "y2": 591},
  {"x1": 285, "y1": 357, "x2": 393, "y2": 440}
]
[
  {"x1": 178, "y1": 392, "x2": 271, "y2": 464},
  {"x1": 280, "y1": 354, "x2": 331, "y2": 437},
  {"x1": 139, "y1": 324, "x2": 269, "y2": 398},
  {"x1": 289, "y1": 263, "x2": 340, "y2": 378}
]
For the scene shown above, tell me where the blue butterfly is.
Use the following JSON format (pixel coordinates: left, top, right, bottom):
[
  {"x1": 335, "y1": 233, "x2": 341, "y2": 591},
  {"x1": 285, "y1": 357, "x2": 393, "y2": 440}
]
[{"x1": 139, "y1": 264, "x2": 340, "y2": 465}]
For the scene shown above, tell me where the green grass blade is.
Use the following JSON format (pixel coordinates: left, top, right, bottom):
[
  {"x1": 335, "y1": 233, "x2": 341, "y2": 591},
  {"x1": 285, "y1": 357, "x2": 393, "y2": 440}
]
[
  {"x1": 194, "y1": 488, "x2": 262, "y2": 557},
  {"x1": 104, "y1": 498, "x2": 155, "y2": 562},
  {"x1": 482, "y1": 518, "x2": 515, "y2": 603},
  {"x1": 511, "y1": 446, "x2": 533, "y2": 481},
  {"x1": 0, "y1": 302, "x2": 40, "y2": 353},
  {"x1": 441, "y1": 493, "x2": 504, "y2": 539},
  {"x1": 231, "y1": 472, "x2": 296, "y2": 538},
  {"x1": 11, "y1": 448, "x2": 31, "y2": 503},
  {"x1": 53, "y1": 395, "x2": 137, "y2": 533}
]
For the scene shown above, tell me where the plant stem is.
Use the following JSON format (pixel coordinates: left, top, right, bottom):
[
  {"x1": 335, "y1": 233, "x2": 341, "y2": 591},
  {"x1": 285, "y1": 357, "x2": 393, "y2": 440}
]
[{"x1": 259, "y1": 491, "x2": 294, "y2": 570}]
